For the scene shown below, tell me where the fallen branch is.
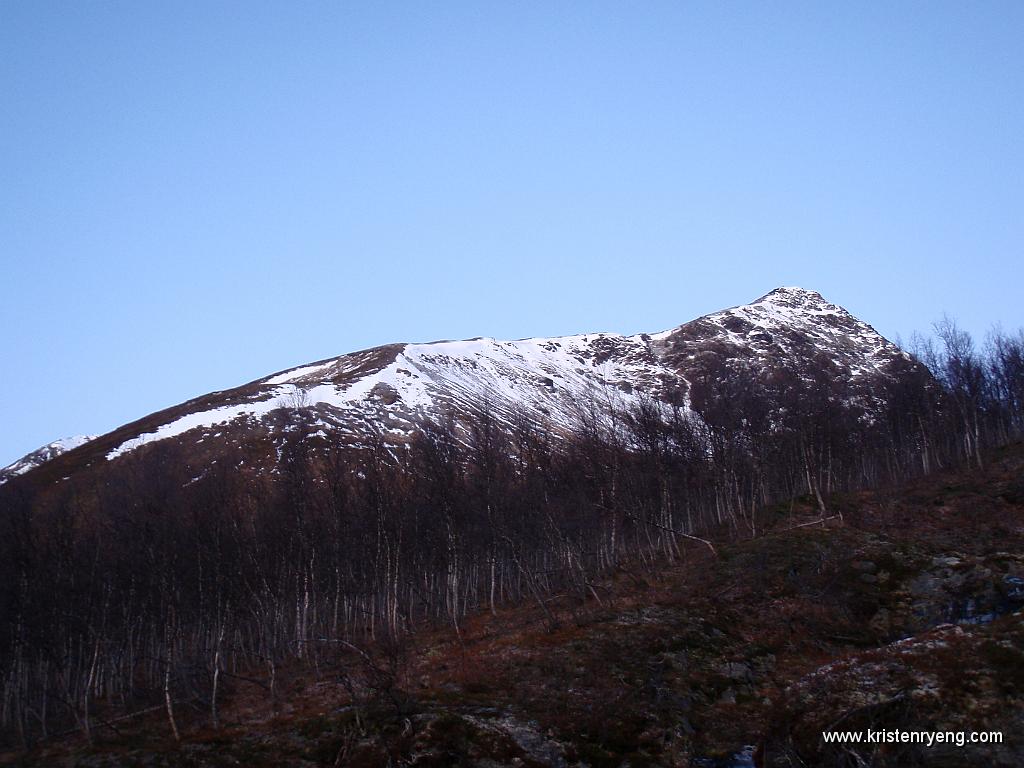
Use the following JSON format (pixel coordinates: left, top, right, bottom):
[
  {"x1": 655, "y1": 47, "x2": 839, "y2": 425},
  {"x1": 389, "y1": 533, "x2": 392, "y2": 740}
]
[
  {"x1": 53, "y1": 699, "x2": 197, "y2": 738},
  {"x1": 218, "y1": 669, "x2": 271, "y2": 691},
  {"x1": 625, "y1": 513, "x2": 718, "y2": 556},
  {"x1": 773, "y1": 515, "x2": 843, "y2": 533}
]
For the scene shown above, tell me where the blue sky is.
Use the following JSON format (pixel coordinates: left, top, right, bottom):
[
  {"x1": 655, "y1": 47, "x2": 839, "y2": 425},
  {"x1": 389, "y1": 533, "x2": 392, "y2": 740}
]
[{"x1": 2, "y1": 2, "x2": 1022, "y2": 465}]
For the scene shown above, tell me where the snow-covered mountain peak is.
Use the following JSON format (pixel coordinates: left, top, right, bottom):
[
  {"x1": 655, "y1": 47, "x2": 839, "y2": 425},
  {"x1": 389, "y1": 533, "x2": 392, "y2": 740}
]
[
  {"x1": 658, "y1": 287, "x2": 901, "y2": 382},
  {"x1": 730, "y1": 286, "x2": 852, "y2": 322},
  {"x1": 761, "y1": 285, "x2": 822, "y2": 298},
  {"x1": 756, "y1": 285, "x2": 832, "y2": 307},
  {"x1": 0, "y1": 435, "x2": 98, "y2": 485},
  {"x1": 2, "y1": 288, "x2": 918, "y2": 484},
  {"x1": 693, "y1": 286, "x2": 872, "y2": 338}
]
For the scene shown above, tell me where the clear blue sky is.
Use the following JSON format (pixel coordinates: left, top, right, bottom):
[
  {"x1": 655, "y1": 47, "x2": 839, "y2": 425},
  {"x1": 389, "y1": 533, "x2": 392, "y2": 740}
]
[{"x1": 2, "y1": 2, "x2": 1022, "y2": 465}]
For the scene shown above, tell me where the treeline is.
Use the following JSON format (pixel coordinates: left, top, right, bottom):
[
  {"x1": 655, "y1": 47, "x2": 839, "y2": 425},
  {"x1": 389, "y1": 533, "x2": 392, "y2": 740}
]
[{"x1": 0, "y1": 321, "x2": 1022, "y2": 747}]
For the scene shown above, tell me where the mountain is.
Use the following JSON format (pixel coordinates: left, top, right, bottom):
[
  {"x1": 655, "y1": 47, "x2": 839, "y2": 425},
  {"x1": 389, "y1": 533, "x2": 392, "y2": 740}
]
[
  {"x1": 0, "y1": 287, "x2": 913, "y2": 492},
  {"x1": 0, "y1": 435, "x2": 97, "y2": 485},
  {"x1": 4, "y1": 287, "x2": 997, "y2": 761}
]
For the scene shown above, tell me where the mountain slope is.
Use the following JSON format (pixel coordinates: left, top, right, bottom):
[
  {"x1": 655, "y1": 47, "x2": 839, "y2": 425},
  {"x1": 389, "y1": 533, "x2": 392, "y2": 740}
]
[
  {"x1": 0, "y1": 287, "x2": 912, "y2": 491},
  {"x1": 0, "y1": 435, "x2": 97, "y2": 485},
  {"x1": 10, "y1": 442, "x2": 1023, "y2": 766}
]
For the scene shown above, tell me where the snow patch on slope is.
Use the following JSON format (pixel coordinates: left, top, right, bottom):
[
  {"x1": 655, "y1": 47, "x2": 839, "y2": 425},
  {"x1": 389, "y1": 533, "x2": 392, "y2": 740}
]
[
  {"x1": 99, "y1": 287, "x2": 906, "y2": 461},
  {"x1": 0, "y1": 435, "x2": 98, "y2": 484},
  {"x1": 105, "y1": 332, "x2": 686, "y2": 459}
]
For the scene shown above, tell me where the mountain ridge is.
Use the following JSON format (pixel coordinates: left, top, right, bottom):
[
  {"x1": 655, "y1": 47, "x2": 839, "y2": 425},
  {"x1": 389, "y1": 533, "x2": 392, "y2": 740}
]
[
  {"x1": 0, "y1": 435, "x2": 97, "y2": 485},
  {"x1": 0, "y1": 287, "x2": 913, "y2": 489}
]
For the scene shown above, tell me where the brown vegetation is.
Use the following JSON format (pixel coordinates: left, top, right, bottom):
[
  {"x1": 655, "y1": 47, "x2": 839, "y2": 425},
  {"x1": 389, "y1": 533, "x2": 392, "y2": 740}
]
[{"x1": 0, "y1": 321, "x2": 1022, "y2": 766}]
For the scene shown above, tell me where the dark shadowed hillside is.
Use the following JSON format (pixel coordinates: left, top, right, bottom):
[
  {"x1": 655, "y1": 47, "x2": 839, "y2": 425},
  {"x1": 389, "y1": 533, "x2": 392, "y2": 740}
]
[{"x1": 5, "y1": 441, "x2": 1023, "y2": 767}]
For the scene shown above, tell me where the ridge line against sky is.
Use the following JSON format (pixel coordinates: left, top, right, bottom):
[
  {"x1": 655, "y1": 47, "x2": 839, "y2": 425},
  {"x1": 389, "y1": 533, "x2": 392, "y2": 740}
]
[{"x1": 2, "y1": 2, "x2": 1022, "y2": 465}]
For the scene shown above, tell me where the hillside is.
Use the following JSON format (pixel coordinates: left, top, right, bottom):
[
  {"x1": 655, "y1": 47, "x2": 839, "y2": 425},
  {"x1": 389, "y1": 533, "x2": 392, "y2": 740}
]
[
  {"x1": 3, "y1": 286, "x2": 1020, "y2": 766},
  {"x1": 7, "y1": 442, "x2": 1023, "y2": 767}
]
